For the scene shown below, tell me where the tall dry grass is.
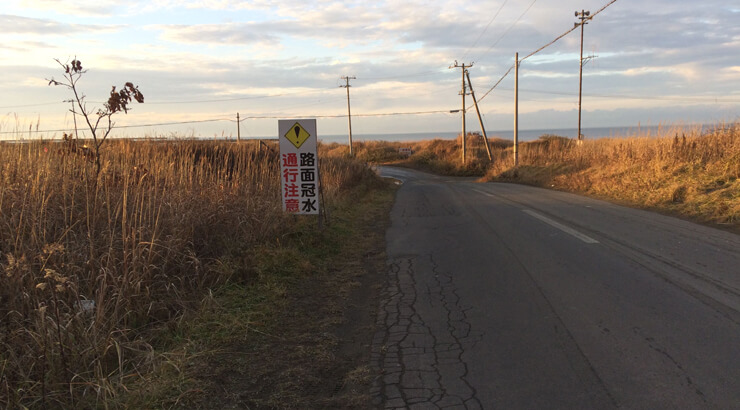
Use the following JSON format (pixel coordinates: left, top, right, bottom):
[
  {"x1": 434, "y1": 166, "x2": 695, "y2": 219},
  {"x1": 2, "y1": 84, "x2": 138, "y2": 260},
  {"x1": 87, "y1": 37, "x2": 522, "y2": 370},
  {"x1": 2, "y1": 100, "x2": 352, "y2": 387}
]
[
  {"x1": 484, "y1": 123, "x2": 740, "y2": 227},
  {"x1": 343, "y1": 134, "x2": 511, "y2": 176},
  {"x1": 0, "y1": 138, "x2": 376, "y2": 408}
]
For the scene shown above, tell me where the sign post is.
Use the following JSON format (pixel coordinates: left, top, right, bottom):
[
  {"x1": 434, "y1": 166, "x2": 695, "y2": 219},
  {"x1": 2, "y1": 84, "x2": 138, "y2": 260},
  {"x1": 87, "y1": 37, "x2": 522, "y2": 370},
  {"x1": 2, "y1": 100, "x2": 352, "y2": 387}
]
[{"x1": 279, "y1": 119, "x2": 320, "y2": 216}]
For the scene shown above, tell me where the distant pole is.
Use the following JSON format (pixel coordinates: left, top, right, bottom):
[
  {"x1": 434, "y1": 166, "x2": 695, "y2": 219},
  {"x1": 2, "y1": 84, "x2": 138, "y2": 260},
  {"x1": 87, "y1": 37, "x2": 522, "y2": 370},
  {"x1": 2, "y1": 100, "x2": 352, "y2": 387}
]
[
  {"x1": 514, "y1": 53, "x2": 519, "y2": 167},
  {"x1": 340, "y1": 76, "x2": 356, "y2": 156},
  {"x1": 236, "y1": 112, "x2": 241, "y2": 142},
  {"x1": 450, "y1": 61, "x2": 473, "y2": 164},
  {"x1": 462, "y1": 67, "x2": 466, "y2": 164},
  {"x1": 465, "y1": 70, "x2": 492, "y2": 161},
  {"x1": 576, "y1": 9, "x2": 591, "y2": 142}
]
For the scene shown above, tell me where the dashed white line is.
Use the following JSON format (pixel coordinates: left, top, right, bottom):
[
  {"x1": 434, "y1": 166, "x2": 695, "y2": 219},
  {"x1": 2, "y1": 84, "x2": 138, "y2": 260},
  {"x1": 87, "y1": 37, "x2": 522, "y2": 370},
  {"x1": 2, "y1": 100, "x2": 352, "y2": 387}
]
[
  {"x1": 471, "y1": 188, "x2": 598, "y2": 244},
  {"x1": 523, "y1": 209, "x2": 600, "y2": 244}
]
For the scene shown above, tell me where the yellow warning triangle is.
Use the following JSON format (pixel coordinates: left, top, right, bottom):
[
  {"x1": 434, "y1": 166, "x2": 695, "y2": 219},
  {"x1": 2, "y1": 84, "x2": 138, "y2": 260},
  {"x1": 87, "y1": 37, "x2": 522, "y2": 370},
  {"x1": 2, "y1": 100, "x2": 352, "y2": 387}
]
[{"x1": 284, "y1": 122, "x2": 311, "y2": 149}]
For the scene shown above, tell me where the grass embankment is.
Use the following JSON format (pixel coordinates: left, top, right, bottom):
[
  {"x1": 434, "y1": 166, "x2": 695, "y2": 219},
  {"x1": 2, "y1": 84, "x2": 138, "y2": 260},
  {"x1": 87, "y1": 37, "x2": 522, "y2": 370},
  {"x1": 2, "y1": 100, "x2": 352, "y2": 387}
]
[
  {"x1": 326, "y1": 134, "x2": 508, "y2": 176},
  {"x1": 0, "y1": 139, "x2": 394, "y2": 408},
  {"x1": 352, "y1": 123, "x2": 739, "y2": 231},
  {"x1": 484, "y1": 124, "x2": 740, "y2": 230}
]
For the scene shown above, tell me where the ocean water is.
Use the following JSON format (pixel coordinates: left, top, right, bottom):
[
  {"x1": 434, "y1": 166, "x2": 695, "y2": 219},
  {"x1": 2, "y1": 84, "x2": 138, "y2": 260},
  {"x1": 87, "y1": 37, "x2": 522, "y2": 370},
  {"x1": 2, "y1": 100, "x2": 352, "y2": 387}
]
[
  {"x1": 318, "y1": 124, "x2": 716, "y2": 144},
  {"x1": 3, "y1": 124, "x2": 718, "y2": 143}
]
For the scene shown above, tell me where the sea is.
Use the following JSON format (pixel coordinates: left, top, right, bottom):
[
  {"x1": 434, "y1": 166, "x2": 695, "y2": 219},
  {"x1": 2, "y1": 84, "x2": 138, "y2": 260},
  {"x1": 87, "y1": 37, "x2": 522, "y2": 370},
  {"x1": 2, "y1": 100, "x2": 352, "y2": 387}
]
[
  {"x1": 317, "y1": 124, "x2": 720, "y2": 145},
  {"x1": 1, "y1": 123, "x2": 726, "y2": 143}
]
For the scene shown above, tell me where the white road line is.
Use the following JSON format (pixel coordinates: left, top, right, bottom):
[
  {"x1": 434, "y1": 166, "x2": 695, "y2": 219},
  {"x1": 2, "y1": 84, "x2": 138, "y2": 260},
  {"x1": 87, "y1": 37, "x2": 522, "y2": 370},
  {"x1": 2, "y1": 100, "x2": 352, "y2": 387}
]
[
  {"x1": 472, "y1": 189, "x2": 493, "y2": 197},
  {"x1": 523, "y1": 209, "x2": 600, "y2": 244}
]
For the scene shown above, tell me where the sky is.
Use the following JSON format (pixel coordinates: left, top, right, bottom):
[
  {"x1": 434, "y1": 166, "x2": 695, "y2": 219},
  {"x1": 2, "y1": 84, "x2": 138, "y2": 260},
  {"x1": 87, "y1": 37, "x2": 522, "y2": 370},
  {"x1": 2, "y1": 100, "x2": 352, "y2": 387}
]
[{"x1": 1, "y1": 0, "x2": 739, "y2": 141}]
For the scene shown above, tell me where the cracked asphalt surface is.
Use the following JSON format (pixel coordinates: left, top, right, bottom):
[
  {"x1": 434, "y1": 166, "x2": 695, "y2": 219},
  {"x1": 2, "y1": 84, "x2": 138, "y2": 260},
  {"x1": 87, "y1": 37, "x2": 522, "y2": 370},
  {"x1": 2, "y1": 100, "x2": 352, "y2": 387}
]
[{"x1": 371, "y1": 167, "x2": 740, "y2": 409}]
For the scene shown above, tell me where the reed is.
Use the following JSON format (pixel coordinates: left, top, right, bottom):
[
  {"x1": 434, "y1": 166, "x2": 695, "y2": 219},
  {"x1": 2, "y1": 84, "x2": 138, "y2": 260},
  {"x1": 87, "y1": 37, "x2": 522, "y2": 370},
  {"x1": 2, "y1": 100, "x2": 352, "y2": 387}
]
[{"x1": 0, "y1": 137, "x2": 376, "y2": 407}]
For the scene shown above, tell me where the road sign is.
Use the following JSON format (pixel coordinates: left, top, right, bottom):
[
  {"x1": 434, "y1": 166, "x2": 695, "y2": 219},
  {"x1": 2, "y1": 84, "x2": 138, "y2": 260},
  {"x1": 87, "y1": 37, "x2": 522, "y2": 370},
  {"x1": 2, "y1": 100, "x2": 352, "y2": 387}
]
[{"x1": 279, "y1": 119, "x2": 320, "y2": 215}]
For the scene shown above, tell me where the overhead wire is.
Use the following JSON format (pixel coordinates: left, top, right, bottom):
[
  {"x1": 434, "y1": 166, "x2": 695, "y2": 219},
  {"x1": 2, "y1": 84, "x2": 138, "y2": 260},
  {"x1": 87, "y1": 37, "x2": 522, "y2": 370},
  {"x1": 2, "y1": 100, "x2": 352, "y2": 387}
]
[
  {"x1": 475, "y1": 0, "x2": 619, "y2": 104},
  {"x1": 519, "y1": 88, "x2": 740, "y2": 103},
  {"x1": 460, "y1": 0, "x2": 509, "y2": 61},
  {"x1": 357, "y1": 69, "x2": 448, "y2": 81},
  {"x1": 479, "y1": 0, "x2": 538, "y2": 58},
  {"x1": 469, "y1": 0, "x2": 539, "y2": 104},
  {"x1": 1, "y1": 88, "x2": 340, "y2": 111},
  {"x1": 0, "y1": 110, "x2": 457, "y2": 135},
  {"x1": 520, "y1": 0, "x2": 617, "y2": 62},
  {"x1": 477, "y1": 63, "x2": 516, "y2": 103},
  {"x1": 144, "y1": 88, "x2": 336, "y2": 105},
  {"x1": 2, "y1": 0, "x2": 675, "y2": 137},
  {"x1": 0, "y1": 101, "x2": 64, "y2": 109}
]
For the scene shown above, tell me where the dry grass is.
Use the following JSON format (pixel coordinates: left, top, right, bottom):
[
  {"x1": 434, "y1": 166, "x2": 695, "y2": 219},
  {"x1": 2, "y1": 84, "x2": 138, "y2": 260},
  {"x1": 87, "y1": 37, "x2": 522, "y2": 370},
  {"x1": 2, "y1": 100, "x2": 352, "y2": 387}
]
[
  {"x1": 483, "y1": 123, "x2": 740, "y2": 229},
  {"x1": 345, "y1": 134, "x2": 511, "y2": 176},
  {"x1": 352, "y1": 123, "x2": 738, "y2": 230},
  {"x1": 0, "y1": 137, "x2": 378, "y2": 408}
]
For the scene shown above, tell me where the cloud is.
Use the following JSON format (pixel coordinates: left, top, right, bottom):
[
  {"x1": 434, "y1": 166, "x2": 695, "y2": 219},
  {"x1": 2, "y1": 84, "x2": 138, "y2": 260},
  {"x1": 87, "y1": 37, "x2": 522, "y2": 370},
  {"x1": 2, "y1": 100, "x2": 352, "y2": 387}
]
[
  {"x1": 134, "y1": 0, "x2": 277, "y2": 13},
  {"x1": 2, "y1": 0, "x2": 739, "y2": 138},
  {"x1": 155, "y1": 22, "x2": 280, "y2": 45},
  {"x1": 13, "y1": 0, "x2": 121, "y2": 17},
  {"x1": 0, "y1": 40, "x2": 55, "y2": 52},
  {"x1": 0, "y1": 14, "x2": 121, "y2": 35}
]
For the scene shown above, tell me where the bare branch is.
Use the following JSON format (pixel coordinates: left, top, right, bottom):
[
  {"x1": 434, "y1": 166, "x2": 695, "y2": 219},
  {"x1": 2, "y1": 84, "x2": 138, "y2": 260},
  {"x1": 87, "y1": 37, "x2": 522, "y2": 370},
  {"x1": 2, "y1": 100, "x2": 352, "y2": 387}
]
[{"x1": 48, "y1": 57, "x2": 143, "y2": 176}]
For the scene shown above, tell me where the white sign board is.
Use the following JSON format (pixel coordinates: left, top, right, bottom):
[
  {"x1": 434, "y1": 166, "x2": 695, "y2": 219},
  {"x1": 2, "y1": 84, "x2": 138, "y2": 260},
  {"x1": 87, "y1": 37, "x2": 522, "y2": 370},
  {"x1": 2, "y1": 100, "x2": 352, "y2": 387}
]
[{"x1": 279, "y1": 119, "x2": 320, "y2": 215}]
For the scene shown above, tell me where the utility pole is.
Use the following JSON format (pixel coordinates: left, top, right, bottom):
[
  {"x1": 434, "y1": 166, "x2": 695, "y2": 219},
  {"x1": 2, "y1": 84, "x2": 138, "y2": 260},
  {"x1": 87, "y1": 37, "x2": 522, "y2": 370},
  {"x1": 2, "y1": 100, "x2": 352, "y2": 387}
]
[
  {"x1": 465, "y1": 70, "x2": 492, "y2": 161},
  {"x1": 514, "y1": 53, "x2": 519, "y2": 167},
  {"x1": 236, "y1": 112, "x2": 241, "y2": 142},
  {"x1": 575, "y1": 9, "x2": 592, "y2": 143},
  {"x1": 340, "y1": 76, "x2": 356, "y2": 156},
  {"x1": 450, "y1": 61, "x2": 472, "y2": 164}
]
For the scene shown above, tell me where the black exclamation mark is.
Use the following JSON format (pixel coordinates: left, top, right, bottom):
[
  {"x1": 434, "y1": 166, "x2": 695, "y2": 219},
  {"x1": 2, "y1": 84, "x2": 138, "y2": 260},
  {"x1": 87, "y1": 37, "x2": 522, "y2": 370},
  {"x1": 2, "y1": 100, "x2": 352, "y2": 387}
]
[{"x1": 294, "y1": 126, "x2": 300, "y2": 141}]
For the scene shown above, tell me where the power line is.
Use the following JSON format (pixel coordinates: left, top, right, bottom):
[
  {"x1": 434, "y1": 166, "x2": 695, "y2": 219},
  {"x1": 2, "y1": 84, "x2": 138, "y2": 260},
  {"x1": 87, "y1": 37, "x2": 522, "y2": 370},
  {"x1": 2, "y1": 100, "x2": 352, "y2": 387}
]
[
  {"x1": 477, "y1": 0, "x2": 619, "y2": 103},
  {"x1": 480, "y1": 0, "x2": 538, "y2": 58},
  {"x1": 0, "y1": 110, "x2": 456, "y2": 135},
  {"x1": 0, "y1": 88, "x2": 338, "y2": 111},
  {"x1": 461, "y1": 0, "x2": 509, "y2": 61},
  {"x1": 471, "y1": 0, "x2": 540, "y2": 103},
  {"x1": 244, "y1": 110, "x2": 454, "y2": 119},
  {"x1": 357, "y1": 69, "x2": 448, "y2": 81},
  {"x1": 144, "y1": 89, "x2": 334, "y2": 105},
  {"x1": 592, "y1": 0, "x2": 619, "y2": 18},
  {"x1": 520, "y1": 0, "x2": 617, "y2": 62},
  {"x1": 477, "y1": 63, "x2": 516, "y2": 103},
  {"x1": 522, "y1": 88, "x2": 740, "y2": 103},
  {"x1": 474, "y1": 85, "x2": 740, "y2": 104},
  {"x1": 0, "y1": 118, "x2": 231, "y2": 135},
  {"x1": 520, "y1": 25, "x2": 578, "y2": 62},
  {"x1": 0, "y1": 101, "x2": 64, "y2": 109}
]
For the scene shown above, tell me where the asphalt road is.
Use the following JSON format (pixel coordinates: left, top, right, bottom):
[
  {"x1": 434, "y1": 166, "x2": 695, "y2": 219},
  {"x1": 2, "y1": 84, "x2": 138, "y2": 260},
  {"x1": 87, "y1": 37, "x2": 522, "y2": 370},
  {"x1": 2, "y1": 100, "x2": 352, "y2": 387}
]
[{"x1": 370, "y1": 166, "x2": 740, "y2": 409}]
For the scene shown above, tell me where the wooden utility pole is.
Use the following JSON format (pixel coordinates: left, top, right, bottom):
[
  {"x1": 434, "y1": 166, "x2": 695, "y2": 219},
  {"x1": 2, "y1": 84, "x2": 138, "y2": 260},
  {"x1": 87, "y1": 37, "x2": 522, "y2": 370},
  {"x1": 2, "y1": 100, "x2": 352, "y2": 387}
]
[
  {"x1": 450, "y1": 61, "x2": 472, "y2": 164},
  {"x1": 236, "y1": 112, "x2": 241, "y2": 142},
  {"x1": 514, "y1": 53, "x2": 519, "y2": 167},
  {"x1": 465, "y1": 70, "x2": 492, "y2": 161},
  {"x1": 576, "y1": 9, "x2": 592, "y2": 142},
  {"x1": 340, "y1": 76, "x2": 356, "y2": 156}
]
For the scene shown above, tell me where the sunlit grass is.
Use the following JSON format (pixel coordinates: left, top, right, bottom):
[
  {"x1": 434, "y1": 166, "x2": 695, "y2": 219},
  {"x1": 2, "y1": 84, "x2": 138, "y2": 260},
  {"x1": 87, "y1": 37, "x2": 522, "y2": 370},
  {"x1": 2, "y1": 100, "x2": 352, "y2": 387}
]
[
  {"x1": 350, "y1": 123, "x2": 739, "y2": 229},
  {"x1": 483, "y1": 122, "x2": 740, "y2": 228},
  {"x1": 0, "y1": 135, "x2": 378, "y2": 408}
]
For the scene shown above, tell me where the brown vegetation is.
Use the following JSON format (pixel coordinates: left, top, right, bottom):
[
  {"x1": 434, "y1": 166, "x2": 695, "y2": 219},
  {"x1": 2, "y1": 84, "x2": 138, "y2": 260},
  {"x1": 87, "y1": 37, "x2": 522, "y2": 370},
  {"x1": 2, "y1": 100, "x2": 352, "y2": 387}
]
[
  {"x1": 0, "y1": 138, "x2": 381, "y2": 408},
  {"x1": 345, "y1": 133, "x2": 510, "y2": 176},
  {"x1": 360, "y1": 124, "x2": 738, "y2": 231},
  {"x1": 483, "y1": 124, "x2": 739, "y2": 229}
]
